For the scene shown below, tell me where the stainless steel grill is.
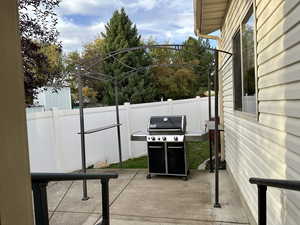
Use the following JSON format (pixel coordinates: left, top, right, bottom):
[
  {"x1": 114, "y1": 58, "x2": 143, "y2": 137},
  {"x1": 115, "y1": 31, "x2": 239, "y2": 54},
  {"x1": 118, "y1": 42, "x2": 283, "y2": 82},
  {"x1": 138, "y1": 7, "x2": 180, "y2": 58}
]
[
  {"x1": 131, "y1": 115, "x2": 208, "y2": 180},
  {"x1": 148, "y1": 115, "x2": 186, "y2": 133},
  {"x1": 146, "y1": 115, "x2": 189, "y2": 179},
  {"x1": 147, "y1": 115, "x2": 186, "y2": 145}
]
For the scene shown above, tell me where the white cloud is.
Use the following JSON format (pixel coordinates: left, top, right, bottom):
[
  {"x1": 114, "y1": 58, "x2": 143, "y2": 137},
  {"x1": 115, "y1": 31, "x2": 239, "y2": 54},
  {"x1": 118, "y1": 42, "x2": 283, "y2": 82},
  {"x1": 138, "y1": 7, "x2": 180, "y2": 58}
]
[
  {"x1": 58, "y1": 0, "x2": 160, "y2": 15},
  {"x1": 55, "y1": 0, "x2": 199, "y2": 53},
  {"x1": 174, "y1": 12, "x2": 195, "y2": 35},
  {"x1": 57, "y1": 17, "x2": 105, "y2": 53},
  {"x1": 137, "y1": 10, "x2": 195, "y2": 43},
  {"x1": 126, "y1": 0, "x2": 159, "y2": 11},
  {"x1": 59, "y1": 0, "x2": 123, "y2": 15},
  {"x1": 137, "y1": 22, "x2": 162, "y2": 33}
]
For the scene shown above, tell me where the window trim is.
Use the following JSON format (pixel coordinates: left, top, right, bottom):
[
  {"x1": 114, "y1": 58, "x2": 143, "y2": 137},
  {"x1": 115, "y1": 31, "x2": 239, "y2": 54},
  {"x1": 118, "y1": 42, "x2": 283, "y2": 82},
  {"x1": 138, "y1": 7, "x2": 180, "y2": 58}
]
[{"x1": 232, "y1": 2, "x2": 258, "y2": 121}]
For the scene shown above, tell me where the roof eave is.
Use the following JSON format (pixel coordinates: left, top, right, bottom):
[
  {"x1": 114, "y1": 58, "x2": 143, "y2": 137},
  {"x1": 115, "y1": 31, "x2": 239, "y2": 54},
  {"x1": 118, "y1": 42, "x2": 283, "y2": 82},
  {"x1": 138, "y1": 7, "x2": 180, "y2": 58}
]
[{"x1": 194, "y1": 0, "x2": 229, "y2": 36}]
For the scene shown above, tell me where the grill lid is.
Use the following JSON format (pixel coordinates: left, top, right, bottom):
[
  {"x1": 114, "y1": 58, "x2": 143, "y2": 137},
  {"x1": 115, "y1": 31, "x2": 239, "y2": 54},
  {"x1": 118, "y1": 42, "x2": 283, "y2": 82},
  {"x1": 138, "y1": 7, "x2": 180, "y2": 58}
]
[{"x1": 148, "y1": 115, "x2": 186, "y2": 133}]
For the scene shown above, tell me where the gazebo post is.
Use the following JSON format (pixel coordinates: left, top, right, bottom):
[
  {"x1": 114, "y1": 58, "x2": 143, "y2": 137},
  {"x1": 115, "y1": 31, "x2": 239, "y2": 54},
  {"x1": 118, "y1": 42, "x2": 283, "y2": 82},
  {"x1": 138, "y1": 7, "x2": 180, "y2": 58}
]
[
  {"x1": 114, "y1": 78, "x2": 122, "y2": 168},
  {"x1": 77, "y1": 72, "x2": 89, "y2": 201},
  {"x1": 214, "y1": 50, "x2": 221, "y2": 208},
  {"x1": 208, "y1": 67, "x2": 213, "y2": 173}
]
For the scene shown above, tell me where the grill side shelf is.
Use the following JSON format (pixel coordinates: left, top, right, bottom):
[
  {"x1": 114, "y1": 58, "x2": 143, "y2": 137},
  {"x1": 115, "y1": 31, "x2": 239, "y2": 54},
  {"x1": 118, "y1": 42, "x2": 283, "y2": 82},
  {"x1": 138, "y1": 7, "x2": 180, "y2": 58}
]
[
  {"x1": 131, "y1": 132, "x2": 147, "y2": 141},
  {"x1": 167, "y1": 146, "x2": 184, "y2": 149},
  {"x1": 185, "y1": 132, "x2": 208, "y2": 142},
  {"x1": 148, "y1": 146, "x2": 164, "y2": 149}
]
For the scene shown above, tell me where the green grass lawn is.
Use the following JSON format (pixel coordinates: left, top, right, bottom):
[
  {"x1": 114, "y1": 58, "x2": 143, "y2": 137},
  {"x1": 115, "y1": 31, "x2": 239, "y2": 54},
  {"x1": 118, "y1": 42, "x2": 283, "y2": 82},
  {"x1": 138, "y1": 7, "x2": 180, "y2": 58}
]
[{"x1": 108, "y1": 141, "x2": 210, "y2": 169}]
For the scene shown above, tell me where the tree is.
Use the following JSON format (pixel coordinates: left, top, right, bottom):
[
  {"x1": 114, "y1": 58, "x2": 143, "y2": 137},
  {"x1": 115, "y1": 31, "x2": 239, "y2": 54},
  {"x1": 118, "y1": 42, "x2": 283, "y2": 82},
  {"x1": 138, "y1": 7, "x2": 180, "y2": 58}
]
[
  {"x1": 151, "y1": 66, "x2": 197, "y2": 100},
  {"x1": 81, "y1": 37, "x2": 106, "y2": 102},
  {"x1": 64, "y1": 38, "x2": 106, "y2": 106},
  {"x1": 18, "y1": 0, "x2": 63, "y2": 104},
  {"x1": 101, "y1": 8, "x2": 156, "y2": 105},
  {"x1": 181, "y1": 37, "x2": 214, "y2": 95},
  {"x1": 39, "y1": 44, "x2": 65, "y2": 84},
  {"x1": 64, "y1": 51, "x2": 81, "y2": 106},
  {"x1": 147, "y1": 38, "x2": 213, "y2": 99}
]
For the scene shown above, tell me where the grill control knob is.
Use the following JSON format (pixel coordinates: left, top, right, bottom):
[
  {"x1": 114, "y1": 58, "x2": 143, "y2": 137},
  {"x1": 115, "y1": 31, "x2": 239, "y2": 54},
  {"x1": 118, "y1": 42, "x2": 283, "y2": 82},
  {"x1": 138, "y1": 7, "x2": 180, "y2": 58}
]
[
  {"x1": 162, "y1": 137, "x2": 167, "y2": 141},
  {"x1": 174, "y1": 136, "x2": 178, "y2": 141},
  {"x1": 151, "y1": 137, "x2": 156, "y2": 141}
]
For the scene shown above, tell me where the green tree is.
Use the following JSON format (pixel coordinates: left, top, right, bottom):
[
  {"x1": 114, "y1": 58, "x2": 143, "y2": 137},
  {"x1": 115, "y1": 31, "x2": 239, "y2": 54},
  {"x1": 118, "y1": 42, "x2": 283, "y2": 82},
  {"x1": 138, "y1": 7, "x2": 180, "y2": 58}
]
[
  {"x1": 147, "y1": 37, "x2": 213, "y2": 99},
  {"x1": 152, "y1": 67, "x2": 197, "y2": 100},
  {"x1": 64, "y1": 51, "x2": 87, "y2": 107},
  {"x1": 81, "y1": 37, "x2": 106, "y2": 102},
  {"x1": 101, "y1": 8, "x2": 156, "y2": 105},
  {"x1": 181, "y1": 37, "x2": 214, "y2": 95},
  {"x1": 39, "y1": 44, "x2": 65, "y2": 84},
  {"x1": 64, "y1": 39, "x2": 106, "y2": 106},
  {"x1": 18, "y1": 0, "x2": 63, "y2": 104}
]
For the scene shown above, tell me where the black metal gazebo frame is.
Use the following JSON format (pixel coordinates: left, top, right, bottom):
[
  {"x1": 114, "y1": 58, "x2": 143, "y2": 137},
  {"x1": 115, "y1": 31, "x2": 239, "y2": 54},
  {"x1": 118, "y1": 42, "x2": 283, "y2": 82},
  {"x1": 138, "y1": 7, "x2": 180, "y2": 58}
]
[{"x1": 74, "y1": 44, "x2": 232, "y2": 207}]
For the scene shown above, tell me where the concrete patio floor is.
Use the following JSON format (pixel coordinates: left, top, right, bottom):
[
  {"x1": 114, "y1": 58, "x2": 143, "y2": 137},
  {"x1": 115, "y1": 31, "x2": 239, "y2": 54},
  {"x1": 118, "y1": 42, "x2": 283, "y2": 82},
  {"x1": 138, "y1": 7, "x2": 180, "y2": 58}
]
[{"x1": 47, "y1": 169, "x2": 251, "y2": 225}]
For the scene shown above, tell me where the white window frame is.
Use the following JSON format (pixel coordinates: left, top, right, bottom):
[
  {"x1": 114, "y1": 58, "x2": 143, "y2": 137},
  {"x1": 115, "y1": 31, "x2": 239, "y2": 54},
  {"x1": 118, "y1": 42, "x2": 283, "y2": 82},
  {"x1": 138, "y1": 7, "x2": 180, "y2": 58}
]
[{"x1": 232, "y1": 2, "x2": 258, "y2": 121}]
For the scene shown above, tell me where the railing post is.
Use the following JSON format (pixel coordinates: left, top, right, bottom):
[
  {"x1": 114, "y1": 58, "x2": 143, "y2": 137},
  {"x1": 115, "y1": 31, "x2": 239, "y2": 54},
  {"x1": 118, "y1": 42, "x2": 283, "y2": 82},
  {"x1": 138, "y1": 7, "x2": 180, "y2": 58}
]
[
  {"x1": 101, "y1": 178, "x2": 110, "y2": 225},
  {"x1": 32, "y1": 182, "x2": 49, "y2": 225},
  {"x1": 257, "y1": 185, "x2": 267, "y2": 225}
]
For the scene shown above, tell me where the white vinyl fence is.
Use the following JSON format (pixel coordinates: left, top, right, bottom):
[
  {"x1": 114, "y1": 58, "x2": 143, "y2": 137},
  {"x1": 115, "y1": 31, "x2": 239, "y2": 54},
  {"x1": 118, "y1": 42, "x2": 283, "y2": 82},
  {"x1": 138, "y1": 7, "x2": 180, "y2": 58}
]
[{"x1": 26, "y1": 97, "x2": 214, "y2": 172}]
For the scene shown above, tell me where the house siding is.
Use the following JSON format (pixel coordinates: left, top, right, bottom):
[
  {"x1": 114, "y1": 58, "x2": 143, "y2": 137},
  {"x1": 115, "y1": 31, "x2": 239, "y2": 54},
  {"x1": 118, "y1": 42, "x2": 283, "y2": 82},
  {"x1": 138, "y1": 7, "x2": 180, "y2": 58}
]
[{"x1": 220, "y1": 0, "x2": 300, "y2": 224}]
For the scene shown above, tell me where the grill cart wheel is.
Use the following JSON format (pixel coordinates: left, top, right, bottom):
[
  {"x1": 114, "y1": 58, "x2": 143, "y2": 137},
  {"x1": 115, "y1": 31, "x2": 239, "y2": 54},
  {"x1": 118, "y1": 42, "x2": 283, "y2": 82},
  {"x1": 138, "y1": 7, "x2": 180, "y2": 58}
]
[
  {"x1": 182, "y1": 176, "x2": 188, "y2": 181},
  {"x1": 146, "y1": 174, "x2": 152, "y2": 179}
]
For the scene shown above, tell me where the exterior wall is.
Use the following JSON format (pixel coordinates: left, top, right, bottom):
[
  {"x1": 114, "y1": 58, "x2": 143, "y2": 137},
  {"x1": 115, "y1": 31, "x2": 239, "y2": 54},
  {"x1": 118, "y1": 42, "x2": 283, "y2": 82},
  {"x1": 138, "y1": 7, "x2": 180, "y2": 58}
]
[
  {"x1": 220, "y1": 0, "x2": 300, "y2": 225},
  {"x1": 0, "y1": 0, "x2": 34, "y2": 224},
  {"x1": 27, "y1": 97, "x2": 213, "y2": 172}
]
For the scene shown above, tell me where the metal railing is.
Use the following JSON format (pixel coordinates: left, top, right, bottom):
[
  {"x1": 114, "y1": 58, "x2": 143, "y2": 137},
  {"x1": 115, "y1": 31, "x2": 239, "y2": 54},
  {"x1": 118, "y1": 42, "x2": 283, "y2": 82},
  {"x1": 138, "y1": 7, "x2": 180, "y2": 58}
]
[
  {"x1": 31, "y1": 172, "x2": 118, "y2": 225},
  {"x1": 249, "y1": 178, "x2": 300, "y2": 225}
]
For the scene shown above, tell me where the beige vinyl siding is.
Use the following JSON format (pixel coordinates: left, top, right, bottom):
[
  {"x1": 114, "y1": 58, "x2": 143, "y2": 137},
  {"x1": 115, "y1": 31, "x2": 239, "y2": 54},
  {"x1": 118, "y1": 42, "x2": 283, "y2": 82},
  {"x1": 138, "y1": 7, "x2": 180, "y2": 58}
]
[{"x1": 220, "y1": 0, "x2": 300, "y2": 224}]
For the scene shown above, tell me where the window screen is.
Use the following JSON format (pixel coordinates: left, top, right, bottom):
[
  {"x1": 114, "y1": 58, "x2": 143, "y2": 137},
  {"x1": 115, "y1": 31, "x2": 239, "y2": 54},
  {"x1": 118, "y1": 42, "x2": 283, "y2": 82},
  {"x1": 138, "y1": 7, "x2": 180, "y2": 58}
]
[
  {"x1": 232, "y1": 6, "x2": 256, "y2": 114},
  {"x1": 233, "y1": 31, "x2": 242, "y2": 111},
  {"x1": 242, "y1": 7, "x2": 256, "y2": 113}
]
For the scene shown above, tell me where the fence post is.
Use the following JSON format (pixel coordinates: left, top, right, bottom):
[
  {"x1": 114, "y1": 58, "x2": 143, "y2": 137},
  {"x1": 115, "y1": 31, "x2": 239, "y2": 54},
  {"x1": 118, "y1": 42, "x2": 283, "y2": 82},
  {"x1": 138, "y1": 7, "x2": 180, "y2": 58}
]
[
  {"x1": 51, "y1": 107, "x2": 63, "y2": 172},
  {"x1": 167, "y1": 99, "x2": 173, "y2": 115},
  {"x1": 195, "y1": 96, "x2": 204, "y2": 130},
  {"x1": 124, "y1": 102, "x2": 133, "y2": 158}
]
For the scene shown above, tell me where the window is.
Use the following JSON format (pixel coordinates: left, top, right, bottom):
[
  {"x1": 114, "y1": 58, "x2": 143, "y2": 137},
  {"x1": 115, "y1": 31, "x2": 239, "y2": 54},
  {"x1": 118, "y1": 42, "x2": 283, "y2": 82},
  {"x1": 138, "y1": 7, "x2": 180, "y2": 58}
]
[
  {"x1": 233, "y1": 6, "x2": 256, "y2": 114},
  {"x1": 233, "y1": 31, "x2": 242, "y2": 111}
]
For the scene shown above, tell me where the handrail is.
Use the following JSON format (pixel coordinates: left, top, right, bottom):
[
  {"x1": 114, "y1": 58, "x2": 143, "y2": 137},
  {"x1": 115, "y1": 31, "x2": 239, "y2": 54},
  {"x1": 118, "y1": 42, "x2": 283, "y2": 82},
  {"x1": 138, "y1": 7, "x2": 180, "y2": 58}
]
[
  {"x1": 249, "y1": 178, "x2": 300, "y2": 191},
  {"x1": 249, "y1": 177, "x2": 300, "y2": 225},
  {"x1": 31, "y1": 172, "x2": 118, "y2": 225},
  {"x1": 32, "y1": 172, "x2": 118, "y2": 182}
]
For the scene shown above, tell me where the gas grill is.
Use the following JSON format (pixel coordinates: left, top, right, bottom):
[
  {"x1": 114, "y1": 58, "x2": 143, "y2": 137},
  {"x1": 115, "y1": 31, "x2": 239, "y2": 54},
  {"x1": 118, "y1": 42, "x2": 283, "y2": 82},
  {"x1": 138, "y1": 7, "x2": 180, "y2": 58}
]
[
  {"x1": 131, "y1": 115, "x2": 208, "y2": 180},
  {"x1": 146, "y1": 115, "x2": 188, "y2": 179}
]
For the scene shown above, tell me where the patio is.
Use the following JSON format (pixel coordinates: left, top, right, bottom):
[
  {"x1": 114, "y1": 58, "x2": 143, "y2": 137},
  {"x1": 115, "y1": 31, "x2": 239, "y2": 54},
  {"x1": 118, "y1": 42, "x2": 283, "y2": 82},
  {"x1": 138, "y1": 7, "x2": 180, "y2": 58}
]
[{"x1": 47, "y1": 169, "x2": 250, "y2": 225}]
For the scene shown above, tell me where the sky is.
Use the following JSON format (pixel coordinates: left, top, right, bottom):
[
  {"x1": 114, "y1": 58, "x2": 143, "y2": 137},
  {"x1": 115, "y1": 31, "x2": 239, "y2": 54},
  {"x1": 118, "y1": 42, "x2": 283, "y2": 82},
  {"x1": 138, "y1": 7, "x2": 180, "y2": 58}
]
[{"x1": 55, "y1": 0, "x2": 200, "y2": 54}]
